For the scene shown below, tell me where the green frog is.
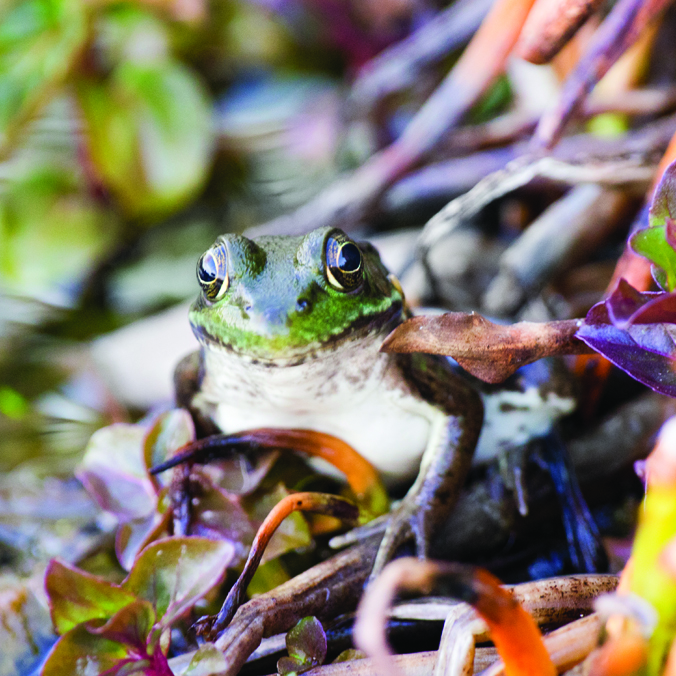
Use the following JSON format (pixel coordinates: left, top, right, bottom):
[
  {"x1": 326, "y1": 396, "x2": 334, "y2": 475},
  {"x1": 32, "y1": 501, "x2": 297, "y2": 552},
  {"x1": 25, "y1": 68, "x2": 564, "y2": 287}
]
[{"x1": 175, "y1": 226, "x2": 483, "y2": 576}]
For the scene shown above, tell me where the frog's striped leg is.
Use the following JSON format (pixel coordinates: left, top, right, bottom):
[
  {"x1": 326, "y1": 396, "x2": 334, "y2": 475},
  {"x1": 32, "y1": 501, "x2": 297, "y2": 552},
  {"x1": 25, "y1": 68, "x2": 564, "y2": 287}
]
[{"x1": 370, "y1": 353, "x2": 483, "y2": 580}]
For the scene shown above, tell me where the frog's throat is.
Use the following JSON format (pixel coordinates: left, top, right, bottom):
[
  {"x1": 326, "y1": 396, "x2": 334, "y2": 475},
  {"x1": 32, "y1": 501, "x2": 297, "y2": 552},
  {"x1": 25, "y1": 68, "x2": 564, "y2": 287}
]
[{"x1": 191, "y1": 302, "x2": 403, "y2": 366}]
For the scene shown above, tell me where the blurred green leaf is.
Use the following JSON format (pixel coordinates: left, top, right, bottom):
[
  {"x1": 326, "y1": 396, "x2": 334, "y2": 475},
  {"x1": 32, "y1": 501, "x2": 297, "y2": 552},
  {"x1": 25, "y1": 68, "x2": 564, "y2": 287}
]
[
  {"x1": 0, "y1": 164, "x2": 114, "y2": 302},
  {"x1": 78, "y1": 59, "x2": 214, "y2": 218},
  {"x1": 41, "y1": 621, "x2": 134, "y2": 676},
  {"x1": 45, "y1": 559, "x2": 137, "y2": 635},
  {"x1": 122, "y1": 536, "x2": 233, "y2": 627},
  {"x1": 277, "y1": 616, "x2": 327, "y2": 675},
  {"x1": 94, "y1": 4, "x2": 169, "y2": 69},
  {"x1": 0, "y1": 0, "x2": 87, "y2": 156},
  {"x1": 0, "y1": 385, "x2": 28, "y2": 419},
  {"x1": 629, "y1": 483, "x2": 676, "y2": 673}
]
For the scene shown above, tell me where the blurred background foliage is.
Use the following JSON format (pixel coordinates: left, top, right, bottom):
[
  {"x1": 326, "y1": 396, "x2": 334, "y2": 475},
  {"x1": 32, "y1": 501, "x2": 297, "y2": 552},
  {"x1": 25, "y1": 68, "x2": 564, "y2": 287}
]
[{"x1": 0, "y1": 0, "x2": 422, "y2": 473}]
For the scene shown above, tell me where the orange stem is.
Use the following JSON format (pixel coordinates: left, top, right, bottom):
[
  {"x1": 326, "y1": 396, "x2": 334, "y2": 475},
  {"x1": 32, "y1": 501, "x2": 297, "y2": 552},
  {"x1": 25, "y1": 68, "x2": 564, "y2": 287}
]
[
  {"x1": 209, "y1": 492, "x2": 360, "y2": 635},
  {"x1": 472, "y1": 568, "x2": 557, "y2": 676},
  {"x1": 152, "y1": 427, "x2": 389, "y2": 516}
]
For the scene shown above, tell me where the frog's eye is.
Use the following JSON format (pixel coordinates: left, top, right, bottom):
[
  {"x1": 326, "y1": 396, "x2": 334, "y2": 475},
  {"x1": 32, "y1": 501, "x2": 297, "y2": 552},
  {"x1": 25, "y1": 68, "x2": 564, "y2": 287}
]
[
  {"x1": 325, "y1": 232, "x2": 363, "y2": 292},
  {"x1": 197, "y1": 246, "x2": 229, "y2": 301}
]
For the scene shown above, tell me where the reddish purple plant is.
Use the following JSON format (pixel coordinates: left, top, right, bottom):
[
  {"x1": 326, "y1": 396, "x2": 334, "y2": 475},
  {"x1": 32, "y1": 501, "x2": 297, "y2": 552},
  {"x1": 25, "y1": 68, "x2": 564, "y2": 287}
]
[{"x1": 42, "y1": 537, "x2": 234, "y2": 676}]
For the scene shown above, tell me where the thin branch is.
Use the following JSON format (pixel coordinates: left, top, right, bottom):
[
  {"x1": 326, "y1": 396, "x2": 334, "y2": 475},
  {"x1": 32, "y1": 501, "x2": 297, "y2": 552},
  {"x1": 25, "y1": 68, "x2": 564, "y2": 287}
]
[
  {"x1": 532, "y1": 0, "x2": 674, "y2": 149},
  {"x1": 516, "y1": 0, "x2": 605, "y2": 64},
  {"x1": 247, "y1": 0, "x2": 537, "y2": 237}
]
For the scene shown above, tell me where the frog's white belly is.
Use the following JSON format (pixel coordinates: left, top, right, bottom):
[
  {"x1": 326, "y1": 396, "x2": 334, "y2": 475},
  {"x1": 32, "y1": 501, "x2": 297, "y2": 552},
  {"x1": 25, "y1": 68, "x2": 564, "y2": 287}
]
[{"x1": 195, "y1": 339, "x2": 441, "y2": 484}]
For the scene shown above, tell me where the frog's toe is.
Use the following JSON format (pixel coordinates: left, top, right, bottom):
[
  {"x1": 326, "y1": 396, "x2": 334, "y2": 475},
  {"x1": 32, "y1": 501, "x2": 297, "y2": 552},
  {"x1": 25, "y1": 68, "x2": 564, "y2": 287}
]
[
  {"x1": 369, "y1": 501, "x2": 427, "y2": 582},
  {"x1": 329, "y1": 513, "x2": 389, "y2": 549}
]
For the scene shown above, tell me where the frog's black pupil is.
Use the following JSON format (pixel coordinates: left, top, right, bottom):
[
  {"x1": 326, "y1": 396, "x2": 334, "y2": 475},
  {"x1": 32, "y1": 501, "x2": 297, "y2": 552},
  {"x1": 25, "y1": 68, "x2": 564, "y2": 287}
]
[
  {"x1": 338, "y1": 243, "x2": 361, "y2": 272},
  {"x1": 199, "y1": 253, "x2": 217, "y2": 284}
]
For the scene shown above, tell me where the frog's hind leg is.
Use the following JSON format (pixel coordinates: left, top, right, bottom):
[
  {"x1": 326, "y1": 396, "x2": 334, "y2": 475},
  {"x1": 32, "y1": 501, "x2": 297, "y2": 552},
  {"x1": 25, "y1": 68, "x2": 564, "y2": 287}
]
[
  {"x1": 370, "y1": 354, "x2": 484, "y2": 580},
  {"x1": 370, "y1": 412, "x2": 479, "y2": 579}
]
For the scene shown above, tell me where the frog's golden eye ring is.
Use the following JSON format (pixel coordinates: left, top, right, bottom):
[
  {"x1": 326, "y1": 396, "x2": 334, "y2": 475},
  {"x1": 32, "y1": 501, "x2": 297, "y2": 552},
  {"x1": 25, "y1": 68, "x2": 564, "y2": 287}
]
[
  {"x1": 197, "y1": 247, "x2": 229, "y2": 302},
  {"x1": 325, "y1": 232, "x2": 363, "y2": 292}
]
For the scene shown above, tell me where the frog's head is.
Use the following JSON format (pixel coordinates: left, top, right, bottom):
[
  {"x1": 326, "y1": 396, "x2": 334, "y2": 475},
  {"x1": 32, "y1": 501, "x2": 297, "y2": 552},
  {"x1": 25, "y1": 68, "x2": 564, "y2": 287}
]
[{"x1": 189, "y1": 227, "x2": 404, "y2": 362}]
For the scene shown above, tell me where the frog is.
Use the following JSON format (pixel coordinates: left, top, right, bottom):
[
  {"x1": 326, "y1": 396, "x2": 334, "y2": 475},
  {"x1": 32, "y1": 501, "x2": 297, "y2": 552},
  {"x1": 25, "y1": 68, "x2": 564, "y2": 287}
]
[{"x1": 174, "y1": 226, "x2": 484, "y2": 579}]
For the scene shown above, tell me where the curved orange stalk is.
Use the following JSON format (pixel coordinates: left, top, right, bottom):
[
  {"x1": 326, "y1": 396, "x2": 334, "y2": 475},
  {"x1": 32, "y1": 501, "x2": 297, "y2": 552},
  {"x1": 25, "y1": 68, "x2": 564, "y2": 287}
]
[
  {"x1": 354, "y1": 558, "x2": 556, "y2": 676},
  {"x1": 471, "y1": 568, "x2": 557, "y2": 676},
  {"x1": 206, "y1": 492, "x2": 361, "y2": 637},
  {"x1": 242, "y1": 429, "x2": 389, "y2": 515},
  {"x1": 151, "y1": 427, "x2": 389, "y2": 516}
]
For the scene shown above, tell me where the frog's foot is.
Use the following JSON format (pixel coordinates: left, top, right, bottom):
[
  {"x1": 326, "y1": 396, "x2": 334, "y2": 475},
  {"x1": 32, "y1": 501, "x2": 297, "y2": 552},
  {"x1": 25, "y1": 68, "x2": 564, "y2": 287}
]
[
  {"x1": 329, "y1": 499, "x2": 429, "y2": 582},
  {"x1": 328, "y1": 499, "x2": 427, "y2": 576},
  {"x1": 329, "y1": 513, "x2": 389, "y2": 549},
  {"x1": 369, "y1": 497, "x2": 429, "y2": 582}
]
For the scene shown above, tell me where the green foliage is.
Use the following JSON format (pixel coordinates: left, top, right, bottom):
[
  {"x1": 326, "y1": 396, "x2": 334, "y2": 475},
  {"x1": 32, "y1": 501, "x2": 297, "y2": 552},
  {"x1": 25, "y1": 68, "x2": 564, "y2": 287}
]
[
  {"x1": 0, "y1": 160, "x2": 115, "y2": 300},
  {"x1": 631, "y1": 159, "x2": 676, "y2": 291},
  {"x1": 77, "y1": 56, "x2": 213, "y2": 218},
  {"x1": 277, "y1": 616, "x2": 327, "y2": 676},
  {"x1": 43, "y1": 537, "x2": 234, "y2": 675},
  {"x1": 0, "y1": 0, "x2": 87, "y2": 156},
  {"x1": 181, "y1": 644, "x2": 228, "y2": 675},
  {"x1": 123, "y1": 537, "x2": 233, "y2": 628},
  {"x1": 0, "y1": 0, "x2": 216, "y2": 297},
  {"x1": 45, "y1": 559, "x2": 136, "y2": 634}
]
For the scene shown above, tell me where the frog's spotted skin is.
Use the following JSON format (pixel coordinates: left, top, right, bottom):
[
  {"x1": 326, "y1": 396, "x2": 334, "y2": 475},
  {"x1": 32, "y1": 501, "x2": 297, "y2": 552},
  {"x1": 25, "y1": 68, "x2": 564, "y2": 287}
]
[{"x1": 179, "y1": 226, "x2": 483, "y2": 579}]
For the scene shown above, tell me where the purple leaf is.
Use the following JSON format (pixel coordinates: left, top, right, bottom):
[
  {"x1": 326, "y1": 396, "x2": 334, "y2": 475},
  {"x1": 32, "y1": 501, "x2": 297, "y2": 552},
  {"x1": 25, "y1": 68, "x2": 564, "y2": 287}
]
[
  {"x1": 77, "y1": 424, "x2": 156, "y2": 522},
  {"x1": 204, "y1": 449, "x2": 279, "y2": 495},
  {"x1": 577, "y1": 283, "x2": 676, "y2": 397},
  {"x1": 144, "y1": 410, "x2": 195, "y2": 488},
  {"x1": 188, "y1": 471, "x2": 255, "y2": 563},
  {"x1": 115, "y1": 508, "x2": 172, "y2": 572},
  {"x1": 666, "y1": 217, "x2": 676, "y2": 252},
  {"x1": 605, "y1": 279, "x2": 653, "y2": 327},
  {"x1": 650, "y1": 160, "x2": 676, "y2": 226},
  {"x1": 629, "y1": 291, "x2": 676, "y2": 326}
]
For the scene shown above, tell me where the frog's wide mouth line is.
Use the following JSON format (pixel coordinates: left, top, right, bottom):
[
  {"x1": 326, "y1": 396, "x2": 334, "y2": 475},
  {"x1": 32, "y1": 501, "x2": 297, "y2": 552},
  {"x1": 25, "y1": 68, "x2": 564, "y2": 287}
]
[{"x1": 191, "y1": 301, "x2": 403, "y2": 365}]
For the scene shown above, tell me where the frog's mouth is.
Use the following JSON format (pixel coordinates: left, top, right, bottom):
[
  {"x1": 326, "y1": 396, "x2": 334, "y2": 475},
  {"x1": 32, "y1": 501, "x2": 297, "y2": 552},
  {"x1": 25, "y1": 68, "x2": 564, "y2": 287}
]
[{"x1": 191, "y1": 301, "x2": 403, "y2": 366}]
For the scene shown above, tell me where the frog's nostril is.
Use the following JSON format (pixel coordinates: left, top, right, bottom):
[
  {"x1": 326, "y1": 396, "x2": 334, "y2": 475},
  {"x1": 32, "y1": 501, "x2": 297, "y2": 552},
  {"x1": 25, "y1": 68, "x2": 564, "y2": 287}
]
[
  {"x1": 296, "y1": 299, "x2": 310, "y2": 313},
  {"x1": 263, "y1": 307, "x2": 285, "y2": 325}
]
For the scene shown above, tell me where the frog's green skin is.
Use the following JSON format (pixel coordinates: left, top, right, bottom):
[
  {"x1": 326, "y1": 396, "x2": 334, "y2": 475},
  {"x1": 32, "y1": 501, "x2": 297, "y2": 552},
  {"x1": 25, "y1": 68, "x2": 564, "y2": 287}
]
[{"x1": 176, "y1": 226, "x2": 483, "y2": 575}]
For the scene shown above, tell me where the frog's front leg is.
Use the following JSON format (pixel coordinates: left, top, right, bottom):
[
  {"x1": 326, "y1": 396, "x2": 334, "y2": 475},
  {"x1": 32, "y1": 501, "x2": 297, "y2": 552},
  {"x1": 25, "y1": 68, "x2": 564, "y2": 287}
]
[{"x1": 371, "y1": 354, "x2": 483, "y2": 579}]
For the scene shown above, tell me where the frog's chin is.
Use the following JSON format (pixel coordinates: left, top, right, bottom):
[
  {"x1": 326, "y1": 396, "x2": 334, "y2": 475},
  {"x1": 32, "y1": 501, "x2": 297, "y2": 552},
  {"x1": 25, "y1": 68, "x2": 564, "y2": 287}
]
[
  {"x1": 192, "y1": 322, "x2": 394, "y2": 367},
  {"x1": 191, "y1": 306, "x2": 403, "y2": 366}
]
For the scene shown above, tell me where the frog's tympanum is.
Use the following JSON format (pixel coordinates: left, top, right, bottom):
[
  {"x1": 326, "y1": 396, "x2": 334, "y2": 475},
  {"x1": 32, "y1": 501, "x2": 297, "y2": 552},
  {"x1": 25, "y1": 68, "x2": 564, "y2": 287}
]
[{"x1": 175, "y1": 226, "x2": 483, "y2": 576}]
